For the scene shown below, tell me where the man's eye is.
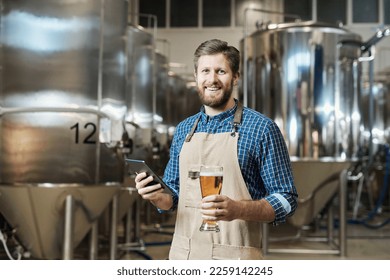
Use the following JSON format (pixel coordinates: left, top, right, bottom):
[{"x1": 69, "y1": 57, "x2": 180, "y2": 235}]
[{"x1": 218, "y1": 70, "x2": 226, "y2": 74}]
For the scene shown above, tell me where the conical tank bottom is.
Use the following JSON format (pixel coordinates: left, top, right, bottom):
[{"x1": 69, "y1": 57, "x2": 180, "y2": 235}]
[
  {"x1": 0, "y1": 183, "x2": 120, "y2": 259},
  {"x1": 288, "y1": 159, "x2": 351, "y2": 228},
  {"x1": 99, "y1": 177, "x2": 138, "y2": 236}
]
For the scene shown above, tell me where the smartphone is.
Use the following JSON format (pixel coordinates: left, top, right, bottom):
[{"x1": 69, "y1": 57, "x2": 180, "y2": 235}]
[{"x1": 126, "y1": 158, "x2": 172, "y2": 195}]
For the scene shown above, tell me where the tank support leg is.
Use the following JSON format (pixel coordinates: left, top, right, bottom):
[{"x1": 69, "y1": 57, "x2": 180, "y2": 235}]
[
  {"x1": 135, "y1": 197, "x2": 141, "y2": 241},
  {"x1": 260, "y1": 168, "x2": 348, "y2": 257},
  {"x1": 262, "y1": 223, "x2": 269, "y2": 256},
  {"x1": 327, "y1": 200, "x2": 334, "y2": 245},
  {"x1": 63, "y1": 194, "x2": 74, "y2": 260},
  {"x1": 110, "y1": 193, "x2": 119, "y2": 260},
  {"x1": 339, "y1": 169, "x2": 348, "y2": 257},
  {"x1": 89, "y1": 222, "x2": 99, "y2": 259},
  {"x1": 125, "y1": 206, "x2": 132, "y2": 245}
]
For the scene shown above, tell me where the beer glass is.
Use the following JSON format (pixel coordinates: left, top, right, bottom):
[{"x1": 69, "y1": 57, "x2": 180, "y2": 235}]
[{"x1": 199, "y1": 165, "x2": 223, "y2": 232}]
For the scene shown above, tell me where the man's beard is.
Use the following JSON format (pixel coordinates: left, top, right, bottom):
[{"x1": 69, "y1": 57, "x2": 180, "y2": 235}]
[{"x1": 197, "y1": 82, "x2": 234, "y2": 109}]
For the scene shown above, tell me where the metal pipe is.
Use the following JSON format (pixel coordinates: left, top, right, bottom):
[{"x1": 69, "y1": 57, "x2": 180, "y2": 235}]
[
  {"x1": 361, "y1": 27, "x2": 390, "y2": 53},
  {"x1": 368, "y1": 50, "x2": 375, "y2": 167},
  {"x1": 62, "y1": 194, "x2": 74, "y2": 260}
]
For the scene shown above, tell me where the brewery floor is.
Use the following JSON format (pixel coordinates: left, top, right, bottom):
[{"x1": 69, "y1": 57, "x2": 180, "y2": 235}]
[
  {"x1": 1, "y1": 205, "x2": 389, "y2": 260},
  {"x1": 110, "y1": 207, "x2": 390, "y2": 260}
]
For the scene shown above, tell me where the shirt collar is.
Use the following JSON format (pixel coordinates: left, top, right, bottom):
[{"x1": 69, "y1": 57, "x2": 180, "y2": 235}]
[{"x1": 199, "y1": 98, "x2": 238, "y2": 123}]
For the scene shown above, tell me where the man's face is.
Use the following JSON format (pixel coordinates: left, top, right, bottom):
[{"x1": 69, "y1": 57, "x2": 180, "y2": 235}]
[{"x1": 195, "y1": 53, "x2": 238, "y2": 108}]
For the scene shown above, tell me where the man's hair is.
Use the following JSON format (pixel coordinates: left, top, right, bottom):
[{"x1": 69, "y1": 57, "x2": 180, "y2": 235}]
[{"x1": 193, "y1": 39, "x2": 240, "y2": 75}]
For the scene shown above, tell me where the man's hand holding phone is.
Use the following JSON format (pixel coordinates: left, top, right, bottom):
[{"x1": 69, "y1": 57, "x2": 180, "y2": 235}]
[{"x1": 134, "y1": 172, "x2": 165, "y2": 200}]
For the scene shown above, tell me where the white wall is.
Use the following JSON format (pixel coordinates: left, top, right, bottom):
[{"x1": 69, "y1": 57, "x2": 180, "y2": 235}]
[{"x1": 156, "y1": 28, "x2": 245, "y2": 78}]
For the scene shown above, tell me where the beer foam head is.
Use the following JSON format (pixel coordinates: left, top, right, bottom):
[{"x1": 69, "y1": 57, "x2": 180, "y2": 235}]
[{"x1": 199, "y1": 167, "x2": 223, "y2": 176}]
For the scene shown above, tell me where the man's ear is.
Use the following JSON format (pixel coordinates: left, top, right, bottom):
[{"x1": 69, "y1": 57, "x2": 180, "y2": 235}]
[{"x1": 233, "y1": 72, "x2": 240, "y2": 85}]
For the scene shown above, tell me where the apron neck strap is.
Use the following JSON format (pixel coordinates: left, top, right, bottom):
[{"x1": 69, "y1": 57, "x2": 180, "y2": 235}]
[
  {"x1": 185, "y1": 101, "x2": 244, "y2": 142},
  {"x1": 185, "y1": 117, "x2": 200, "y2": 142},
  {"x1": 231, "y1": 101, "x2": 243, "y2": 137}
]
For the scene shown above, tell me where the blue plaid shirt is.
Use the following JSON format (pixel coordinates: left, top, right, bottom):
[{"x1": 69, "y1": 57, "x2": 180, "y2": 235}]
[{"x1": 163, "y1": 100, "x2": 298, "y2": 224}]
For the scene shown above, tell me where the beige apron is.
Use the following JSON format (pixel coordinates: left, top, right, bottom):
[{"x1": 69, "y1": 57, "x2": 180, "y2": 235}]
[{"x1": 169, "y1": 104, "x2": 263, "y2": 260}]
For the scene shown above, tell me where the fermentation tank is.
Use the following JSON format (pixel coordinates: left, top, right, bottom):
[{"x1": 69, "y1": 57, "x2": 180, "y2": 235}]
[
  {"x1": 125, "y1": 25, "x2": 155, "y2": 162},
  {"x1": 155, "y1": 52, "x2": 170, "y2": 129},
  {"x1": 167, "y1": 72, "x2": 188, "y2": 127},
  {"x1": 242, "y1": 21, "x2": 363, "y2": 160},
  {"x1": 186, "y1": 82, "x2": 203, "y2": 119},
  {"x1": 0, "y1": 0, "x2": 128, "y2": 259},
  {"x1": 360, "y1": 81, "x2": 390, "y2": 154},
  {"x1": 359, "y1": 80, "x2": 390, "y2": 204},
  {"x1": 99, "y1": 26, "x2": 164, "y2": 250},
  {"x1": 240, "y1": 21, "x2": 363, "y2": 232},
  {"x1": 154, "y1": 52, "x2": 170, "y2": 170}
]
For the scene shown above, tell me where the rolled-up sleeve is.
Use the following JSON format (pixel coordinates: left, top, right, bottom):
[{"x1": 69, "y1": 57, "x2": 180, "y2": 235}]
[
  {"x1": 265, "y1": 192, "x2": 297, "y2": 225},
  {"x1": 260, "y1": 122, "x2": 298, "y2": 225}
]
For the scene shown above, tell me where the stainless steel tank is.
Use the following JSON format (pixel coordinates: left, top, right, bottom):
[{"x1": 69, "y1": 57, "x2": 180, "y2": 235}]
[
  {"x1": 167, "y1": 72, "x2": 188, "y2": 126},
  {"x1": 155, "y1": 52, "x2": 170, "y2": 129},
  {"x1": 124, "y1": 25, "x2": 155, "y2": 162},
  {"x1": 359, "y1": 80, "x2": 390, "y2": 205},
  {"x1": 154, "y1": 52, "x2": 170, "y2": 170},
  {"x1": 240, "y1": 21, "x2": 364, "y2": 234},
  {"x1": 241, "y1": 21, "x2": 363, "y2": 160},
  {"x1": 360, "y1": 81, "x2": 390, "y2": 154},
  {"x1": 125, "y1": 25, "x2": 154, "y2": 129},
  {"x1": 101, "y1": 26, "x2": 157, "y2": 248},
  {"x1": 0, "y1": 0, "x2": 128, "y2": 259},
  {"x1": 186, "y1": 82, "x2": 203, "y2": 119}
]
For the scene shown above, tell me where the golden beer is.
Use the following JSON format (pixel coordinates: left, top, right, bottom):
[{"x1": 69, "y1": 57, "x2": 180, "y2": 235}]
[
  {"x1": 200, "y1": 175, "x2": 223, "y2": 198},
  {"x1": 199, "y1": 166, "x2": 223, "y2": 232}
]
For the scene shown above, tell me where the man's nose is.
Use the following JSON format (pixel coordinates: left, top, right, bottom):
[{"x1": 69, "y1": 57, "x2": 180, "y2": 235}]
[{"x1": 207, "y1": 71, "x2": 218, "y2": 82}]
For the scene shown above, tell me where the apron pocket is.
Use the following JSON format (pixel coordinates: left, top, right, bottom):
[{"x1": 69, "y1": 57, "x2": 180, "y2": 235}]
[
  {"x1": 169, "y1": 234, "x2": 190, "y2": 260},
  {"x1": 184, "y1": 167, "x2": 202, "y2": 208},
  {"x1": 211, "y1": 243, "x2": 263, "y2": 260}
]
